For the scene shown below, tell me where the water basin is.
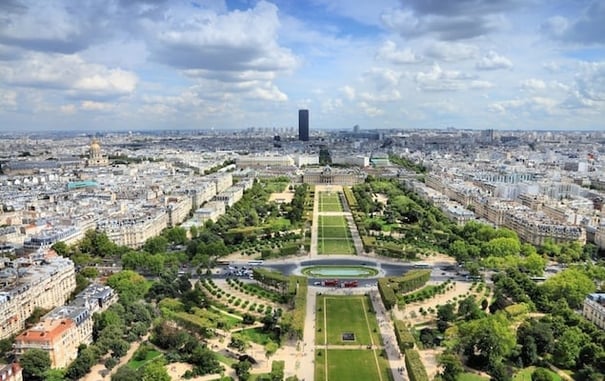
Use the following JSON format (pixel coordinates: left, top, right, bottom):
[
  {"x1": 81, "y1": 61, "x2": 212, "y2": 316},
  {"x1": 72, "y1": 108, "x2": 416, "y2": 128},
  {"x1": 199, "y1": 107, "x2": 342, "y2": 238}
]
[{"x1": 301, "y1": 265, "x2": 378, "y2": 278}]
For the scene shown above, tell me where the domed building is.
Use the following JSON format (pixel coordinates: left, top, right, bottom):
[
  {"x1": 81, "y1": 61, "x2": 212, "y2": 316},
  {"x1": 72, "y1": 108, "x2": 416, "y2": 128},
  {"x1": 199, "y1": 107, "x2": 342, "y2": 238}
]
[{"x1": 86, "y1": 138, "x2": 109, "y2": 167}]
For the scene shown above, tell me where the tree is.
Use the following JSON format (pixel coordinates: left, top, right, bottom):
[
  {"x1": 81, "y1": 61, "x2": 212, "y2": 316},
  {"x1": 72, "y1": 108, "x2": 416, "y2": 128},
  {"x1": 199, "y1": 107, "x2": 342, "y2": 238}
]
[
  {"x1": 233, "y1": 360, "x2": 251, "y2": 381},
  {"x1": 437, "y1": 303, "x2": 456, "y2": 322},
  {"x1": 531, "y1": 368, "x2": 554, "y2": 381},
  {"x1": 439, "y1": 353, "x2": 463, "y2": 381},
  {"x1": 553, "y1": 326, "x2": 587, "y2": 369},
  {"x1": 111, "y1": 365, "x2": 141, "y2": 381},
  {"x1": 107, "y1": 270, "x2": 149, "y2": 304},
  {"x1": 143, "y1": 236, "x2": 168, "y2": 254},
  {"x1": 520, "y1": 336, "x2": 538, "y2": 366},
  {"x1": 517, "y1": 320, "x2": 554, "y2": 356},
  {"x1": 65, "y1": 346, "x2": 96, "y2": 380},
  {"x1": 80, "y1": 267, "x2": 100, "y2": 279},
  {"x1": 51, "y1": 241, "x2": 70, "y2": 256},
  {"x1": 458, "y1": 313, "x2": 516, "y2": 368},
  {"x1": 483, "y1": 237, "x2": 521, "y2": 257},
  {"x1": 141, "y1": 360, "x2": 170, "y2": 381},
  {"x1": 541, "y1": 268, "x2": 595, "y2": 309},
  {"x1": 44, "y1": 369, "x2": 67, "y2": 381},
  {"x1": 20, "y1": 348, "x2": 51, "y2": 381},
  {"x1": 458, "y1": 296, "x2": 484, "y2": 320}
]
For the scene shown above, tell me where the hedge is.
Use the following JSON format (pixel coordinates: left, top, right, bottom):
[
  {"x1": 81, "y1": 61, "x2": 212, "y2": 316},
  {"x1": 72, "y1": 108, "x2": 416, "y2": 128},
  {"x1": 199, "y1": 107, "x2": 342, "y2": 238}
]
[
  {"x1": 343, "y1": 187, "x2": 358, "y2": 209},
  {"x1": 377, "y1": 270, "x2": 430, "y2": 310},
  {"x1": 378, "y1": 278, "x2": 398, "y2": 310},
  {"x1": 404, "y1": 348, "x2": 429, "y2": 381},
  {"x1": 253, "y1": 268, "x2": 289, "y2": 293},
  {"x1": 394, "y1": 320, "x2": 415, "y2": 350},
  {"x1": 290, "y1": 276, "x2": 307, "y2": 339},
  {"x1": 398, "y1": 270, "x2": 431, "y2": 293}
]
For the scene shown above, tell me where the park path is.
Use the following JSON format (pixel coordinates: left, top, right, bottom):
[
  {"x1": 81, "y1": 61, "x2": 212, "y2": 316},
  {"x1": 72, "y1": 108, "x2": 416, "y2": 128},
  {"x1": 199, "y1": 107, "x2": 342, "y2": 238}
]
[
  {"x1": 309, "y1": 185, "x2": 320, "y2": 258},
  {"x1": 82, "y1": 333, "x2": 150, "y2": 381},
  {"x1": 368, "y1": 290, "x2": 409, "y2": 381}
]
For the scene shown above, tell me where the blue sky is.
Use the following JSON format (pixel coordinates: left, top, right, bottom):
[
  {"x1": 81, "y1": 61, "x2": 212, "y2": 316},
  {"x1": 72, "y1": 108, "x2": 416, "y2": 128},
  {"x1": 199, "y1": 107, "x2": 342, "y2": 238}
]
[{"x1": 0, "y1": 0, "x2": 603, "y2": 132}]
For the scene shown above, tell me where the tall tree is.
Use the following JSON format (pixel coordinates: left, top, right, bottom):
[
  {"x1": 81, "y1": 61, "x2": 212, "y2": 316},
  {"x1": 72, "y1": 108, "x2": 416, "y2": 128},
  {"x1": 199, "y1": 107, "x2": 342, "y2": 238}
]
[{"x1": 20, "y1": 349, "x2": 51, "y2": 381}]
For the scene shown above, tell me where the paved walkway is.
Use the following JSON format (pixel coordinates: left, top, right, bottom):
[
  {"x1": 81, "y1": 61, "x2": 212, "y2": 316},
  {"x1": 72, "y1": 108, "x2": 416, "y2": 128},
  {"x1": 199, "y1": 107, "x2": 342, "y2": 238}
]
[{"x1": 309, "y1": 185, "x2": 320, "y2": 258}]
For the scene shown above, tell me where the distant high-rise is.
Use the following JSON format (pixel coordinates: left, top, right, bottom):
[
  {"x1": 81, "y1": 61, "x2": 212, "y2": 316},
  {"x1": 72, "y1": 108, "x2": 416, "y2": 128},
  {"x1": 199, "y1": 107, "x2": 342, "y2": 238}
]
[{"x1": 298, "y1": 109, "x2": 309, "y2": 141}]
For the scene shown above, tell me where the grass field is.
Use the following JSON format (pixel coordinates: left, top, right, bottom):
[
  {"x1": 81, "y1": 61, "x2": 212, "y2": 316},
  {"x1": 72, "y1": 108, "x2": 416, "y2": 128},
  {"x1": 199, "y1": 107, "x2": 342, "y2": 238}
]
[
  {"x1": 322, "y1": 296, "x2": 381, "y2": 345},
  {"x1": 457, "y1": 373, "x2": 490, "y2": 381},
  {"x1": 127, "y1": 350, "x2": 162, "y2": 370},
  {"x1": 513, "y1": 367, "x2": 561, "y2": 381},
  {"x1": 315, "y1": 349, "x2": 392, "y2": 381},
  {"x1": 319, "y1": 192, "x2": 343, "y2": 212},
  {"x1": 315, "y1": 296, "x2": 387, "y2": 381},
  {"x1": 317, "y1": 215, "x2": 355, "y2": 255}
]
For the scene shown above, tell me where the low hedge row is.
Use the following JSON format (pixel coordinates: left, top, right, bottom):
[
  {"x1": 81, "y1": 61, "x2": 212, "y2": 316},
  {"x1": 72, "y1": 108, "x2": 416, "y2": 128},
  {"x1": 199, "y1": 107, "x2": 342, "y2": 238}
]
[
  {"x1": 404, "y1": 348, "x2": 429, "y2": 381},
  {"x1": 394, "y1": 320, "x2": 414, "y2": 350}
]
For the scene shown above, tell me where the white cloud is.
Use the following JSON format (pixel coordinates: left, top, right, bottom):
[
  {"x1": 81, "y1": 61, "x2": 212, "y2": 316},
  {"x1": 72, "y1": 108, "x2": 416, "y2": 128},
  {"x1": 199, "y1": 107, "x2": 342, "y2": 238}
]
[
  {"x1": 476, "y1": 51, "x2": 513, "y2": 70},
  {"x1": 0, "y1": 89, "x2": 16, "y2": 110},
  {"x1": 0, "y1": 53, "x2": 137, "y2": 99},
  {"x1": 358, "y1": 101, "x2": 384, "y2": 117},
  {"x1": 60, "y1": 104, "x2": 76, "y2": 114},
  {"x1": 341, "y1": 86, "x2": 356, "y2": 100},
  {"x1": 575, "y1": 61, "x2": 605, "y2": 102},
  {"x1": 415, "y1": 64, "x2": 492, "y2": 91},
  {"x1": 80, "y1": 100, "x2": 114, "y2": 111},
  {"x1": 425, "y1": 41, "x2": 478, "y2": 62},
  {"x1": 376, "y1": 40, "x2": 421, "y2": 64},
  {"x1": 520, "y1": 79, "x2": 547, "y2": 91},
  {"x1": 488, "y1": 97, "x2": 559, "y2": 114}
]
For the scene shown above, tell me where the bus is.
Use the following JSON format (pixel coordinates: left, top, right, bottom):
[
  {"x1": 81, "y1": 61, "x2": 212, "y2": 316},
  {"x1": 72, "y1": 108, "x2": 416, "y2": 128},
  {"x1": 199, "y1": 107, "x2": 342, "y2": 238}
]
[
  {"x1": 413, "y1": 263, "x2": 431, "y2": 269},
  {"x1": 248, "y1": 260, "x2": 264, "y2": 266}
]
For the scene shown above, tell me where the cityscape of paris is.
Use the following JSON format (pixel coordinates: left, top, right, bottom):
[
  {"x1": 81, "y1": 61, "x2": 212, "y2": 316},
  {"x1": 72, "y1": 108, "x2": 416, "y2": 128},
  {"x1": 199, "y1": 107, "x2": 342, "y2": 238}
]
[{"x1": 0, "y1": 1, "x2": 604, "y2": 381}]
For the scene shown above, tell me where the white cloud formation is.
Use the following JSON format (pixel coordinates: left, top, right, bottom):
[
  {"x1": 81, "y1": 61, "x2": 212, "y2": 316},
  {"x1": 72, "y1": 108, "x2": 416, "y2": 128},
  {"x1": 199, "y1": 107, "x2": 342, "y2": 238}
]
[
  {"x1": 415, "y1": 64, "x2": 492, "y2": 91},
  {"x1": 425, "y1": 41, "x2": 478, "y2": 62},
  {"x1": 381, "y1": 0, "x2": 517, "y2": 41},
  {"x1": 0, "y1": 89, "x2": 17, "y2": 110},
  {"x1": 476, "y1": 51, "x2": 513, "y2": 70},
  {"x1": 575, "y1": 61, "x2": 605, "y2": 102},
  {"x1": 376, "y1": 40, "x2": 421, "y2": 64},
  {"x1": 0, "y1": 53, "x2": 137, "y2": 100},
  {"x1": 489, "y1": 97, "x2": 559, "y2": 114},
  {"x1": 520, "y1": 79, "x2": 547, "y2": 91}
]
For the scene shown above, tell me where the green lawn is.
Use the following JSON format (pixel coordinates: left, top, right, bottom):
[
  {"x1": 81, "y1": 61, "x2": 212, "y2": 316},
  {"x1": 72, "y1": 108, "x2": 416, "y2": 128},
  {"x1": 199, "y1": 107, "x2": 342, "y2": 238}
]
[
  {"x1": 319, "y1": 192, "x2": 343, "y2": 213},
  {"x1": 317, "y1": 214, "x2": 355, "y2": 254},
  {"x1": 320, "y1": 215, "x2": 348, "y2": 225},
  {"x1": 234, "y1": 327, "x2": 280, "y2": 346},
  {"x1": 513, "y1": 367, "x2": 561, "y2": 381},
  {"x1": 127, "y1": 350, "x2": 162, "y2": 370},
  {"x1": 315, "y1": 349, "x2": 390, "y2": 381},
  {"x1": 318, "y1": 296, "x2": 381, "y2": 346},
  {"x1": 319, "y1": 238, "x2": 355, "y2": 254},
  {"x1": 318, "y1": 226, "x2": 351, "y2": 238},
  {"x1": 457, "y1": 373, "x2": 490, "y2": 381}
]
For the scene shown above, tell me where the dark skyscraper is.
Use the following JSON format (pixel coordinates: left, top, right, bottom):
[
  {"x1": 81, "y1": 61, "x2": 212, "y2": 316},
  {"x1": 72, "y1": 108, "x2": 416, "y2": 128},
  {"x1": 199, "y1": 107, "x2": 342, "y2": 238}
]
[{"x1": 298, "y1": 109, "x2": 309, "y2": 141}]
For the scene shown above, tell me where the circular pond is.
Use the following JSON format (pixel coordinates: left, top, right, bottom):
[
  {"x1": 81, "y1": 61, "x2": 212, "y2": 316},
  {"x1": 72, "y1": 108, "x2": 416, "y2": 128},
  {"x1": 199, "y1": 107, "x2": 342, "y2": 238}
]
[{"x1": 301, "y1": 265, "x2": 378, "y2": 278}]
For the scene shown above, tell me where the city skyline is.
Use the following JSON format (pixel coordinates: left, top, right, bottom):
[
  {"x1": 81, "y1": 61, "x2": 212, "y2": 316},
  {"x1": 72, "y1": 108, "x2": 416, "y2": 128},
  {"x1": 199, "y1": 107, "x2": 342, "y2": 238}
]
[{"x1": 0, "y1": 0, "x2": 603, "y2": 132}]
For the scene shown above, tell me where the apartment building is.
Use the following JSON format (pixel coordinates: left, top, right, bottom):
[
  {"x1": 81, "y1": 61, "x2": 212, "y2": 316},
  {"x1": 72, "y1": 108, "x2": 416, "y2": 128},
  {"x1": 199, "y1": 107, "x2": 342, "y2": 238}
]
[
  {"x1": 14, "y1": 284, "x2": 117, "y2": 368},
  {"x1": 0, "y1": 257, "x2": 76, "y2": 340},
  {"x1": 193, "y1": 201, "x2": 226, "y2": 224},
  {"x1": 214, "y1": 186, "x2": 244, "y2": 207},
  {"x1": 206, "y1": 173, "x2": 233, "y2": 194},
  {"x1": 583, "y1": 293, "x2": 605, "y2": 330},
  {"x1": 97, "y1": 209, "x2": 168, "y2": 248},
  {"x1": 0, "y1": 363, "x2": 22, "y2": 381},
  {"x1": 166, "y1": 195, "x2": 193, "y2": 227}
]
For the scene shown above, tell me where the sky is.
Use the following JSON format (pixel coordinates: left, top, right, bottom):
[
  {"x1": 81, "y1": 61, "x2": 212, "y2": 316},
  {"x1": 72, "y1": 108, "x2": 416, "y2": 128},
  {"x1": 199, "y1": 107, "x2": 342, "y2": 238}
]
[{"x1": 0, "y1": 0, "x2": 604, "y2": 133}]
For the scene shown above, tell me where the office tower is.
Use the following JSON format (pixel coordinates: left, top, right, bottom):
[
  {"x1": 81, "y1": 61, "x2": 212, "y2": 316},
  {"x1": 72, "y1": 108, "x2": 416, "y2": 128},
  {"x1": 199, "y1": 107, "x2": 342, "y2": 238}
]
[{"x1": 299, "y1": 109, "x2": 309, "y2": 141}]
